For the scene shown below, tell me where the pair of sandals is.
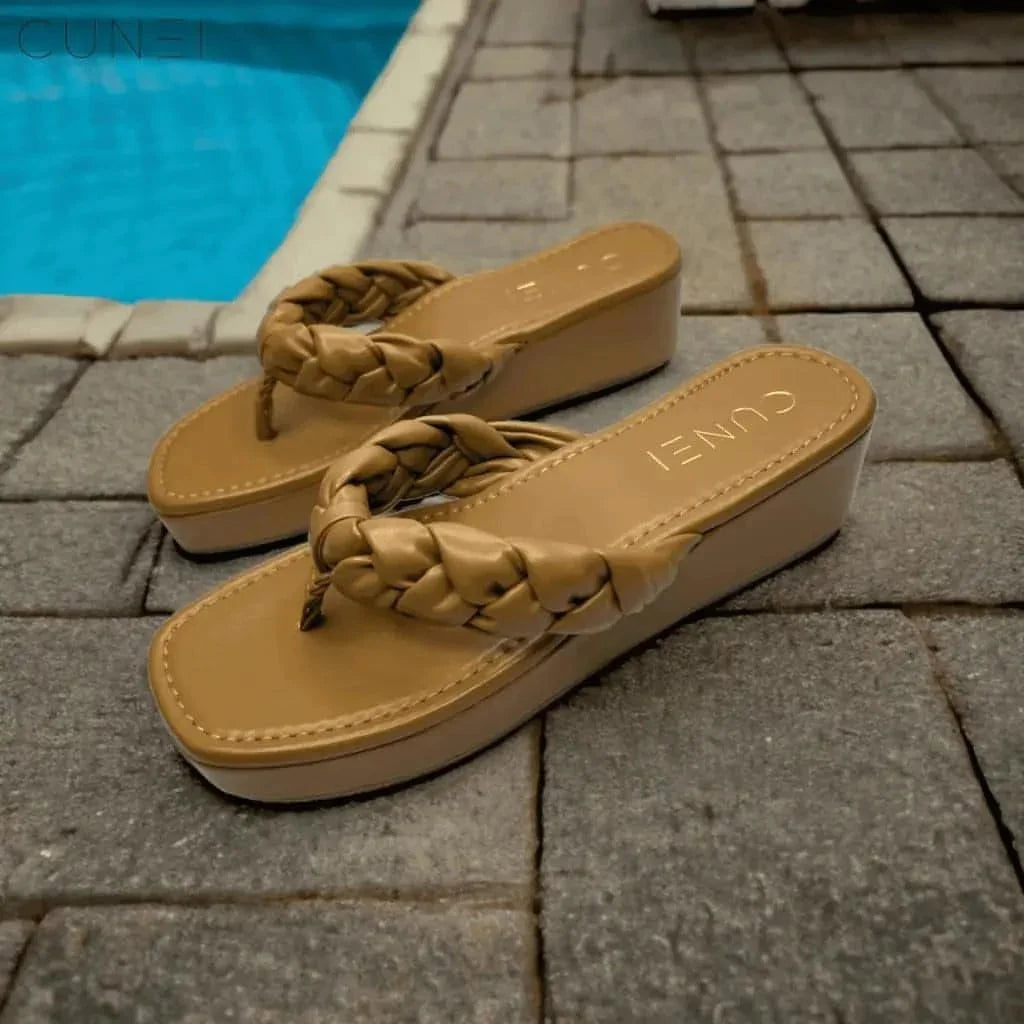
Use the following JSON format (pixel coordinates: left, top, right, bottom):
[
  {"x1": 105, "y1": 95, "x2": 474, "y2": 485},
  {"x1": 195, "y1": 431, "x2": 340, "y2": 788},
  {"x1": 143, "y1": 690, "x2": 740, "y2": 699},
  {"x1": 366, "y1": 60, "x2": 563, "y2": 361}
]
[{"x1": 147, "y1": 222, "x2": 876, "y2": 803}]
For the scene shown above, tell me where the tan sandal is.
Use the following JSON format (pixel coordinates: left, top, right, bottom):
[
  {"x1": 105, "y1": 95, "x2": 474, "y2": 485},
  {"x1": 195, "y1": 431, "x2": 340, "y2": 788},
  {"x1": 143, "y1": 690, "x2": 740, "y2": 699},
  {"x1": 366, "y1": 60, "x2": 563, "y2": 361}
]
[
  {"x1": 149, "y1": 344, "x2": 875, "y2": 803},
  {"x1": 147, "y1": 222, "x2": 682, "y2": 554}
]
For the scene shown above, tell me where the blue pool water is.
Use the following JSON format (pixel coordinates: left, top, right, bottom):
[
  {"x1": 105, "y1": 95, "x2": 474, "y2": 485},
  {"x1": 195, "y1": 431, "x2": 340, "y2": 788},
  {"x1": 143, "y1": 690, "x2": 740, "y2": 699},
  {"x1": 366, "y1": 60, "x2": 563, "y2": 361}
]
[{"x1": 0, "y1": 1, "x2": 417, "y2": 301}]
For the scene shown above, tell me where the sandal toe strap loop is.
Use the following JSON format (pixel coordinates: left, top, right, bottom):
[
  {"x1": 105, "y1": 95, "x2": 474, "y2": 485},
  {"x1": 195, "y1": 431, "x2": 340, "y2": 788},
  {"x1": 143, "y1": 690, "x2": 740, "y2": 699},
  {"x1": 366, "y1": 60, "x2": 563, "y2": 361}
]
[
  {"x1": 256, "y1": 259, "x2": 487, "y2": 440},
  {"x1": 300, "y1": 413, "x2": 700, "y2": 636}
]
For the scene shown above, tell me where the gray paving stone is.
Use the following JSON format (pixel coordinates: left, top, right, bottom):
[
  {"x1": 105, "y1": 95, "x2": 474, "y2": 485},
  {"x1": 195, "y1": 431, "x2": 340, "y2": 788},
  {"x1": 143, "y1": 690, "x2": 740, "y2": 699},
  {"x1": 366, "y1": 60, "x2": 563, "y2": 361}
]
[
  {"x1": 0, "y1": 357, "x2": 79, "y2": 468},
  {"x1": 728, "y1": 151, "x2": 861, "y2": 218},
  {"x1": 774, "y1": 13, "x2": 897, "y2": 68},
  {"x1": 918, "y1": 68, "x2": 1024, "y2": 145},
  {"x1": 963, "y1": 12, "x2": 1024, "y2": 61},
  {"x1": 486, "y1": 0, "x2": 577, "y2": 45},
  {"x1": 727, "y1": 462, "x2": 1024, "y2": 610},
  {"x1": 575, "y1": 77, "x2": 711, "y2": 156},
  {"x1": 775, "y1": 313, "x2": 993, "y2": 460},
  {"x1": 803, "y1": 70, "x2": 961, "y2": 149},
  {"x1": 3, "y1": 904, "x2": 533, "y2": 1024},
  {"x1": 876, "y1": 12, "x2": 1005, "y2": 65},
  {"x1": 578, "y1": 0, "x2": 688, "y2": 75},
  {"x1": 0, "y1": 356, "x2": 253, "y2": 497},
  {"x1": 145, "y1": 533, "x2": 273, "y2": 613},
  {"x1": 706, "y1": 73, "x2": 826, "y2": 152},
  {"x1": 0, "y1": 618, "x2": 536, "y2": 902},
  {"x1": 885, "y1": 217, "x2": 1024, "y2": 305},
  {"x1": 923, "y1": 614, "x2": 1024, "y2": 856},
  {"x1": 0, "y1": 921, "x2": 32, "y2": 999},
  {"x1": 541, "y1": 316, "x2": 768, "y2": 434},
  {"x1": 682, "y1": 14, "x2": 785, "y2": 72},
  {"x1": 749, "y1": 220, "x2": 912, "y2": 310},
  {"x1": 932, "y1": 310, "x2": 1024, "y2": 467},
  {"x1": 469, "y1": 45, "x2": 573, "y2": 79},
  {"x1": 543, "y1": 611, "x2": 1024, "y2": 1023},
  {"x1": 850, "y1": 148, "x2": 1023, "y2": 215},
  {"x1": 573, "y1": 155, "x2": 751, "y2": 311},
  {"x1": 437, "y1": 80, "x2": 571, "y2": 158},
  {"x1": 987, "y1": 144, "x2": 1024, "y2": 193},
  {"x1": 0, "y1": 502, "x2": 157, "y2": 615},
  {"x1": 415, "y1": 159, "x2": 569, "y2": 219}
]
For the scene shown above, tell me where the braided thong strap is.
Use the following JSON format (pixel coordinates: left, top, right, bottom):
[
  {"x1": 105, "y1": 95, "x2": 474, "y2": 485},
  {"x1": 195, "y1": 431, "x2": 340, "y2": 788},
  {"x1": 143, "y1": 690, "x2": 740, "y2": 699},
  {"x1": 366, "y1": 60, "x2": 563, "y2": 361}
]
[
  {"x1": 299, "y1": 414, "x2": 701, "y2": 637},
  {"x1": 256, "y1": 259, "x2": 492, "y2": 440}
]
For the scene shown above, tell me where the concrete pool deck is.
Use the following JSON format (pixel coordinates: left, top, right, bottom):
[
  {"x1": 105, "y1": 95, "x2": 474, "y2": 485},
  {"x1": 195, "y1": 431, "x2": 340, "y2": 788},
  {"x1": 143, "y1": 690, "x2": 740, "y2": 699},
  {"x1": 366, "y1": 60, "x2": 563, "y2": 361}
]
[{"x1": 1, "y1": 1, "x2": 1023, "y2": 1020}]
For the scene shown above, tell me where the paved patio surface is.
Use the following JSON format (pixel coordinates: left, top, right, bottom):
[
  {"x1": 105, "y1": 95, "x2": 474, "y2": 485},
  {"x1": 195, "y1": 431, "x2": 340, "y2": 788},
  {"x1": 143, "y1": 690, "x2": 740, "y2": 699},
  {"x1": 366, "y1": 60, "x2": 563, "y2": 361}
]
[{"x1": 1, "y1": 1, "x2": 1023, "y2": 1021}]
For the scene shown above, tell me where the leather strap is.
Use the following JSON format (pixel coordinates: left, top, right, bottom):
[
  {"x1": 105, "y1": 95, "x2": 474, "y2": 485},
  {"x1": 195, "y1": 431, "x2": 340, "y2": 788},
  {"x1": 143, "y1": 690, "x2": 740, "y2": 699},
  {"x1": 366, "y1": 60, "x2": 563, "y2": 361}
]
[
  {"x1": 256, "y1": 260, "x2": 501, "y2": 440},
  {"x1": 300, "y1": 414, "x2": 701, "y2": 637}
]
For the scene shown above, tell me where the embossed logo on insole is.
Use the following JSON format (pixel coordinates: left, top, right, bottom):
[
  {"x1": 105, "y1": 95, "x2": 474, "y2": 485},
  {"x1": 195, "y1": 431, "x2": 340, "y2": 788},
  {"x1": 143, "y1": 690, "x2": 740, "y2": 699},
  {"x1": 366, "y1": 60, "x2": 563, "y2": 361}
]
[
  {"x1": 645, "y1": 390, "x2": 797, "y2": 472},
  {"x1": 510, "y1": 251, "x2": 623, "y2": 304}
]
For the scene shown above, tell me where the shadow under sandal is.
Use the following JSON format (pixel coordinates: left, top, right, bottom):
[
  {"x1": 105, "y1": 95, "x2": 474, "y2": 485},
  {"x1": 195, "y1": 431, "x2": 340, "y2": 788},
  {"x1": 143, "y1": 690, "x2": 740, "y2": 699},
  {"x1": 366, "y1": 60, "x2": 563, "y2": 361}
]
[
  {"x1": 149, "y1": 345, "x2": 876, "y2": 803},
  {"x1": 147, "y1": 222, "x2": 682, "y2": 555}
]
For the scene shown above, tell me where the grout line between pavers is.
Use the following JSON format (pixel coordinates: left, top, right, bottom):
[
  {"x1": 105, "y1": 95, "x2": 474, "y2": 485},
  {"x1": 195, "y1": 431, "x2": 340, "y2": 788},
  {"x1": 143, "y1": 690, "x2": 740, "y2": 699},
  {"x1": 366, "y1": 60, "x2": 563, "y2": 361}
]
[
  {"x1": 905, "y1": 612, "x2": 1024, "y2": 896},
  {"x1": 691, "y1": 69, "x2": 779, "y2": 339},
  {"x1": 0, "y1": 919, "x2": 38, "y2": 1019},
  {"x1": 764, "y1": 11, "x2": 1023, "y2": 466}
]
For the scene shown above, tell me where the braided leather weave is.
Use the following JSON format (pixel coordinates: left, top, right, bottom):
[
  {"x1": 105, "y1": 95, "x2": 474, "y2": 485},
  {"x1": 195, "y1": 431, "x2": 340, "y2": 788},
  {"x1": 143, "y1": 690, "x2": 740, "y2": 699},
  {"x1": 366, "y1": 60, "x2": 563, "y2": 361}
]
[
  {"x1": 256, "y1": 260, "x2": 498, "y2": 440},
  {"x1": 300, "y1": 414, "x2": 701, "y2": 637}
]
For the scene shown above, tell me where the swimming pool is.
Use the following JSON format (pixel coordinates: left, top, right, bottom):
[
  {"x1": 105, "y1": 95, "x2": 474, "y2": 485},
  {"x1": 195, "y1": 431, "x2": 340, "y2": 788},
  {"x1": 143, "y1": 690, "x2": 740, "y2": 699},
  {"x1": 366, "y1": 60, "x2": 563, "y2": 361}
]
[{"x1": 0, "y1": 1, "x2": 417, "y2": 302}]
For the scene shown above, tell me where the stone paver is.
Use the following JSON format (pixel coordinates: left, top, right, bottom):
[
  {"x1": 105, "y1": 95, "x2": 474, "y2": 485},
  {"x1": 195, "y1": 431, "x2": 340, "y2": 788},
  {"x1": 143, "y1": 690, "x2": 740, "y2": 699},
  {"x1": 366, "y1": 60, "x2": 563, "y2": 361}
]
[
  {"x1": 415, "y1": 158, "x2": 569, "y2": 219},
  {"x1": 727, "y1": 462, "x2": 1024, "y2": 610},
  {"x1": 0, "y1": 357, "x2": 79, "y2": 467},
  {"x1": 0, "y1": 921, "x2": 32, "y2": 999},
  {"x1": 3, "y1": 904, "x2": 533, "y2": 1024},
  {"x1": 875, "y1": 12, "x2": 1005, "y2": 64},
  {"x1": 0, "y1": 502, "x2": 157, "y2": 615},
  {"x1": 850, "y1": 148, "x2": 1024, "y2": 215},
  {"x1": 0, "y1": 357, "x2": 252, "y2": 497},
  {"x1": 803, "y1": 70, "x2": 961, "y2": 149},
  {"x1": 145, "y1": 534, "x2": 272, "y2": 613},
  {"x1": 113, "y1": 300, "x2": 220, "y2": 357},
  {"x1": 575, "y1": 77, "x2": 710, "y2": 156},
  {"x1": 932, "y1": 310, "x2": 1024, "y2": 467},
  {"x1": 924, "y1": 614, "x2": 1024, "y2": 853},
  {"x1": 682, "y1": 14, "x2": 784, "y2": 72},
  {"x1": 728, "y1": 151, "x2": 861, "y2": 218},
  {"x1": 543, "y1": 612, "x2": 1024, "y2": 1023},
  {"x1": 0, "y1": 618, "x2": 536, "y2": 902},
  {"x1": 885, "y1": 217, "x2": 1024, "y2": 304},
  {"x1": 542, "y1": 317, "x2": 768, "y2": 434},
  {"x1": 578, "y1": 0, "x2": 688, "y2": 75},
  {"x1": 437, "y1": 80, "x2": 571, "y2": 158},
  {"x1": 987, "y1": 144, "x2": 1024, "y2": 193},
  {"x1": 573, "y1": 155, "x2": 751, "y2": 310},
  {"x1": 706, "y1": 74, "x2": 827, "y2": 152},
  {"x1": 918, "y1": 68, "x2": 1024, "y2": 145},
  {"x1": 469, "y1": 45, "x2": 573, "y2": 80},
  {"x1": 749, "y1": 221, "x2": 913, "y2": 310},
  {"x1": 775, "y1": 313, "x2": 994, "y2": 460},
  {"x1": 486, "y1": 0, "x2": 577, "y2": 45},
  {"x1": 774, "y1": 13, "x2": 897, "y2": 68}
]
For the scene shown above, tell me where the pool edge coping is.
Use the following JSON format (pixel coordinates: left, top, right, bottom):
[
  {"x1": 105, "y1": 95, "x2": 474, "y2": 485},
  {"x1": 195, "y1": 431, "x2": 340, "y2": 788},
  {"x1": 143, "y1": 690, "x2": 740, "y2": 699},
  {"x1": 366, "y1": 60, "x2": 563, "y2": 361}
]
[{"x1": 0, "y1": 0, "x2": 473, "y2": 360}]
